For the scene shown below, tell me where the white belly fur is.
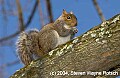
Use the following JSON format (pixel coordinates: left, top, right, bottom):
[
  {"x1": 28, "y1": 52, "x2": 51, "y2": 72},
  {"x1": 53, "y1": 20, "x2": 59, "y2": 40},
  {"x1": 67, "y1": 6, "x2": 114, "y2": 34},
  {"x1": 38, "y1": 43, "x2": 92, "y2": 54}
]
[
  {"x1": 58, "y1": 35, "x2": 71, "y2": 45},
  {"x1": 53, "y1": 30, "x2": 71, "y2": 47}
]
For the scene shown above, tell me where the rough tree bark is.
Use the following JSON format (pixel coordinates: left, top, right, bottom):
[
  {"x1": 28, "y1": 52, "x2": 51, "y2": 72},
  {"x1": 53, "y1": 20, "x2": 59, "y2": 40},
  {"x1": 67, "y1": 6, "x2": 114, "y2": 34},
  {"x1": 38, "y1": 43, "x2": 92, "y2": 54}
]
[{"x1": 10, "y1": 14, "x2": 120, "y2": 78}]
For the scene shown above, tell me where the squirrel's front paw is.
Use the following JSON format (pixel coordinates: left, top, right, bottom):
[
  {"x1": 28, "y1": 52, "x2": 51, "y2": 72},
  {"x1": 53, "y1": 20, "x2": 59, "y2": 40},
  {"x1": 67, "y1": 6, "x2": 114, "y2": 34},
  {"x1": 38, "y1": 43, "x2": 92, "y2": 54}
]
[{"x1": 72, "y1": 27, "x2": 78, "y2": 33}]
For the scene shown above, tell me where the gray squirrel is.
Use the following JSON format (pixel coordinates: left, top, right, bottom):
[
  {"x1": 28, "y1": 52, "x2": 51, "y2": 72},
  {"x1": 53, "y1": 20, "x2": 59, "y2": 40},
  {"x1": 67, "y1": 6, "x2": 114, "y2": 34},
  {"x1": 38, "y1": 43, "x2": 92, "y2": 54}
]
[{"x1": 16, "y1": 9, "x2": 78, "y2": 65}]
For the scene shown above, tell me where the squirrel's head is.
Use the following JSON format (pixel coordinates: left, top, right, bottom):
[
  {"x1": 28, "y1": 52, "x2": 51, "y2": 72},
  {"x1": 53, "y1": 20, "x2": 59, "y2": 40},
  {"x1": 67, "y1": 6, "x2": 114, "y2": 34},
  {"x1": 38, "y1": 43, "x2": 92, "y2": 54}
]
[{"x1": 58, "y1": 9, "x2": 77, "y2": 28}]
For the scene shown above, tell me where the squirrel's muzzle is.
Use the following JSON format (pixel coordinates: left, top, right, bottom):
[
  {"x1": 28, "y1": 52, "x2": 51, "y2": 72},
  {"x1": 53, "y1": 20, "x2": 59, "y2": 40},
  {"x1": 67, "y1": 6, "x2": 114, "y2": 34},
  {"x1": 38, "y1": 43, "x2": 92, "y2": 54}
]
[{"x1": 75, "y1": 22, "x2": 77, "y2": 26}]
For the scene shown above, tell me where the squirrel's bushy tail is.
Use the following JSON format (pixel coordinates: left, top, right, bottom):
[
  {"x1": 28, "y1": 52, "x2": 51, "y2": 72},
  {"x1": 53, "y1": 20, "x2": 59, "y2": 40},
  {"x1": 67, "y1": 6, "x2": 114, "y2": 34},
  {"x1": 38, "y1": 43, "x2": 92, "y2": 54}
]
[{"x1": 16, "y1": 32, "x2": 33, "y2": 65}]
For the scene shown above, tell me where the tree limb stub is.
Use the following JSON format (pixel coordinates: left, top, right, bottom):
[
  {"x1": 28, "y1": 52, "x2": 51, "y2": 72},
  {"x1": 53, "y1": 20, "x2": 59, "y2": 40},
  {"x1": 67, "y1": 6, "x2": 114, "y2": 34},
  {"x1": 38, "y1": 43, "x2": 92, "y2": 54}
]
[{"x1": 10, "y1": 14, "x2": 120, "y2": 78}]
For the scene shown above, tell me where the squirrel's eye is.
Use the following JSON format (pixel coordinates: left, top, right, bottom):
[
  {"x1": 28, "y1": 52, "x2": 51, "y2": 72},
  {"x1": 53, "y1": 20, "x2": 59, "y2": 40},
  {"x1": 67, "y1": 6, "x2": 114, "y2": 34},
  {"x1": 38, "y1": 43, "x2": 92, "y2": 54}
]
[{"x1": 67, "y1": 16, "x2": 71, "y2": 20}]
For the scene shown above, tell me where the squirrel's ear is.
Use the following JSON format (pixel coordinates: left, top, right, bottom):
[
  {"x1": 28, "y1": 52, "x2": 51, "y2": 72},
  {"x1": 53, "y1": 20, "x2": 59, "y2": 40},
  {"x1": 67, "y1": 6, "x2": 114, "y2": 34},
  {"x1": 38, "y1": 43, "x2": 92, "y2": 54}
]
[
  {"x1": 70, "y1": 11, "x2": 73, "y2": 14},
  {"x1": 62, "y1": 9, "x2": 67, "y2": 15}
]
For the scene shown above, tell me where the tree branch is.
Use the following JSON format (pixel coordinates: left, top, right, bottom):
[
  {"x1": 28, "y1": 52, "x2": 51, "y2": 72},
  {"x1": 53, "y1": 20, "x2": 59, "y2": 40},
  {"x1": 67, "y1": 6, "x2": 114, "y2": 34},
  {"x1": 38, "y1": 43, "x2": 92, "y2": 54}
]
[
  {"x1": 10, "y1": 14, "x2": 120, "y2": 78},
  {"x1": 38, "y1": 0, "x2": 45, "y2": 27},
  {"x1": 45, "y1": 0, "x2": 53, "y2": 23},
  {"x1": 93, "y1": 0, "x2": 106, "y2": 22},
  {"x1": 0, "y1": 0, "x2": 39, "y2": 43},
  {"x1": 16, "y1": 0, "x2": 24, "y2": 31}
]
